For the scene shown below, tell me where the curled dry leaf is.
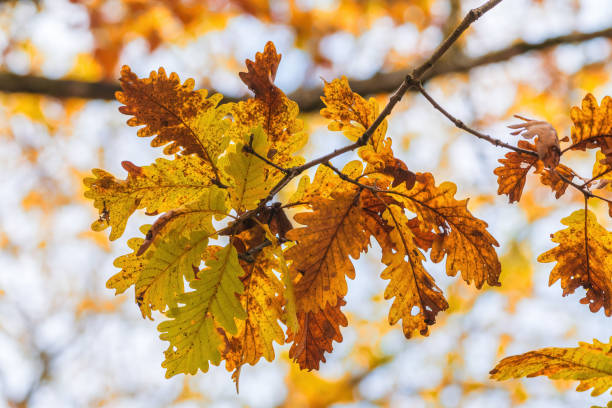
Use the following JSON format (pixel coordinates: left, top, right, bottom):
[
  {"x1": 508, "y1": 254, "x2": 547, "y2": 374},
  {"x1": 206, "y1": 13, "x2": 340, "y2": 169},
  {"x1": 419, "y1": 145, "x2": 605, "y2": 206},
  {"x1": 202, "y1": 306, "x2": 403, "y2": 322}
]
[{"x1": 508, "y1": 115, "x2": 560, "y2": 169}]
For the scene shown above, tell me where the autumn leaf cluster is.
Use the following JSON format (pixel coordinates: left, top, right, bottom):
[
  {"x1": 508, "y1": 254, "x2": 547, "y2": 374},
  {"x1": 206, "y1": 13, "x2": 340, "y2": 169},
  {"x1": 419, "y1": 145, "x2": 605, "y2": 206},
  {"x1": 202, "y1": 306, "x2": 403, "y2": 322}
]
[
  {"x1": 85, "y1": 41, "x2": 611, "y2": 397},
  {"x1": 83, "y1": 42, "x2": 506, "y2": 382}
]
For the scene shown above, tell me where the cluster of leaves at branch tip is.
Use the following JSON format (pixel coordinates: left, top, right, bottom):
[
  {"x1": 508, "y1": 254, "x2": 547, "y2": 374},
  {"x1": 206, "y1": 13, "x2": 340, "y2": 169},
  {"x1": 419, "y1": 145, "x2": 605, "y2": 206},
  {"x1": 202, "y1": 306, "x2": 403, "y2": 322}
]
[
  {"x1": 84, "y1": 41, "x2": 610, "y2": 391},
  {"x1": 494, "y1": 94, "x2": 612, "y2": 318}
]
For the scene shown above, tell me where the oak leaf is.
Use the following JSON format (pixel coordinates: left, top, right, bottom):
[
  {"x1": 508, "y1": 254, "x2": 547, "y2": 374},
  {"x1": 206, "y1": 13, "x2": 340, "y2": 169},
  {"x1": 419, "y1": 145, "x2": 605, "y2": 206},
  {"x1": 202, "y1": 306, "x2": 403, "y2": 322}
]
[
  {"x1": 508, "y1": 115, "x2": 560, "y2": 168},
  {"x1": 225, "y1": 127, "x2": 274, "y2": 212},
  {"x1": 287, "y1": 297, "x2": 348, "y2": 371},
  {"x1": 285, "y1": 185, "x2": 370, "y2": 312},
  {"x1": 536, "y1": 163, "x2": 574, "y2": 199},
  {"x1": 117, "y1": 66, "x2": 230, "y2": 176},
  {"x1": 290, "y1": 160, "x2": 364, "y2": 204},
  {"x1": 230, "y1": 41, "x2": 306, "y2": 171},
  {"x1": 570, "y1": 93, "x2": 612, "y2": 162},
  {"x1": 135, "y1": 230, "x2": 214, "y2": 319},
  {"x1": 538, "y1": 209, "x2": 612, "y2": 316},
  {"x1": 158, "y1": 243, "x2": 246, "y2": 377},
  {"x1": 84, "y1": 156, "x2": 214, "y2": 240},
  {"x1": 220, "y1": 247, "x2": 285, "y2": 384},
  {"x1": 107, "y1": 225, "x2": 150, "y2": 296},
  {"x1": 321, "y1": 77, "x2": 412, "y2": 188},
  {"x1": 491, "y1": 337, "x2": 612, "y2": 396},
  {"x1": 394, "y1": 172, "x2": 501, "y2": 289},
  {"x1": 379, "y1": 205, "x2": 449, "y2": 338},
  {"x1": 136, "y1": 186, "x2": 228, "y2": 256},
  {"x1": 494, "y1": 140, "x2": 539, "y2": 203}
]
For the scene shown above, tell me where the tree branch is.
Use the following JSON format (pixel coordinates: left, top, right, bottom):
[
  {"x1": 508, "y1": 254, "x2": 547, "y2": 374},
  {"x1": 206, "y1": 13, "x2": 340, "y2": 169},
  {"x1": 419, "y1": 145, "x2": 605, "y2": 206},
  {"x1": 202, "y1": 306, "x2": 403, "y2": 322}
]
[{"x1": 1, "y1": 26, "x2": 610, "y2": 110}]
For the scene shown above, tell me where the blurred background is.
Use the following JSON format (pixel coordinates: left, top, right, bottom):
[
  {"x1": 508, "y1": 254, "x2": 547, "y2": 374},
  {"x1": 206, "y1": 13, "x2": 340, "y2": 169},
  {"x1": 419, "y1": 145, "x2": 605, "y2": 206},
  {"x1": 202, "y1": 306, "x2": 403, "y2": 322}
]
[{"x1": 0, "y1": 0, "x2": 611, "y2": 407}]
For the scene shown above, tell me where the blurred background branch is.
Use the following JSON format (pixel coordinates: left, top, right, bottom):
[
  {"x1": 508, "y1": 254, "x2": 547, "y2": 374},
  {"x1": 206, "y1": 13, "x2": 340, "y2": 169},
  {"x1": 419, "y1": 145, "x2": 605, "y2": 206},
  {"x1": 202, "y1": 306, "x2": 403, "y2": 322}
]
[{"x1": 0, "y1": 27, "x2": 610, "y2": 111}]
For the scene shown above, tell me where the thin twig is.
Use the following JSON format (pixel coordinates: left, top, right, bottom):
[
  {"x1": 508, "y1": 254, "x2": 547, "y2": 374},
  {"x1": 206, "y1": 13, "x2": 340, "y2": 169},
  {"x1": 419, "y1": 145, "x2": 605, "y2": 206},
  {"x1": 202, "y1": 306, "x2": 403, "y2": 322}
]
[
  {"x1": 553, "y1": 168, "x2": 612, "y2": 205},
  {"x1": 561, "y1": 134, "x2": 612, "y2": 154},
  {"x1": 243, "y1": 141, "x2": 290, "y2": 174},
  {"x1": 409, "y1": 78, "x2": 538, "y2": 156},
  {"x1": 582, "y1": 167, "x2": 612, "y2": 187}
]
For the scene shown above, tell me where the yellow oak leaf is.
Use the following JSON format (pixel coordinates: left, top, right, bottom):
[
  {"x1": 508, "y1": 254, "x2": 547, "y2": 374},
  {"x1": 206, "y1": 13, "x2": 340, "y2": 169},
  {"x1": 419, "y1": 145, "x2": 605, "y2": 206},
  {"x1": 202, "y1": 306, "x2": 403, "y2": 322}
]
[
  {"x1": 158, "y1": 243, "x2": 246, "y2": 377},
  {"x1": 538, "y1": 209, "x2": 612, "y2": 316},
  {"x1": 117, "y1": 66, "x2": 230, "y2": 176},
  {"x1": 84, "y1": 156, "x2": 213, "y2": 240},
  {"x1": 494, "y1": 140, "x2": 539, "y2": 203},
  {"x1": 135, "y1": 186, "x2": 228, "y2": 256},
  {"x1": 491, "y1": 337, "x2": 612, "y2": 396},
  {"x1": 135, "y1": 230, "x2": 213, "y2": 319},
  {"x1": 379, "y1": 205, "x2": 449, "y2": 338},
  {"x1": 394, "y1": 172, "x2": 501, "y2": 289},
  {"x1": 290, "y1": 160, "x2": 364, "y2": 205},
  {"x1": 107, "y1": 224, "x2": 150, "y2": 296},
  {"x1": 285, "y1": 185, "x2": 370, "y2": 312},
  {"x1": 225, "y1": 127, "x2": 274, "y2": 212},
  {"x1": 321, "y1": 76, "x2": 387, "y2": 148},
  {"x1": 220, "y1": 247, "x2": 285, "y2": 384}
]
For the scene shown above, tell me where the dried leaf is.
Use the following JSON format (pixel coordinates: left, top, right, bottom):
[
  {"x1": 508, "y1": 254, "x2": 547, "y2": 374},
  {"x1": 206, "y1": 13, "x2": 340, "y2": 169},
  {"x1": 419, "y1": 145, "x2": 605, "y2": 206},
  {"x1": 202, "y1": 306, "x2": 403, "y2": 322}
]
[
  {"x1": 508, "y1": 115, "x2": 560, "y2": 168},
  {"x1": 287, "y1": 297, "x2": 348, "y2": 370}
]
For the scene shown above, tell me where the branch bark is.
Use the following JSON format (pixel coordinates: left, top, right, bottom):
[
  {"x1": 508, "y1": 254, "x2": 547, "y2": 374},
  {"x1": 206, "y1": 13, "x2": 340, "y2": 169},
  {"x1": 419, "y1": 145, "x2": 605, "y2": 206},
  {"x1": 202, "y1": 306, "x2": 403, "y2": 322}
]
[{"x1": 0, "y1": 27, "x2": 611, "y2": 110}]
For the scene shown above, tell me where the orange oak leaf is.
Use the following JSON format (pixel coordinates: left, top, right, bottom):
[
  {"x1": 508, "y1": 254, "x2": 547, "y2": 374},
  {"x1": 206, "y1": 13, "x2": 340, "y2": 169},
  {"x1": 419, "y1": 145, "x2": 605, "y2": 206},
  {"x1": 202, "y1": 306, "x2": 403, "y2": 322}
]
[
  {"x1": 321, "y1": 77, "x2": 412, "y2": 188},
  {"x1": 394, "y1": 173, "x2": 501, "y2": 288},
  {"x1": 287, "y1": 297, "x2": 348, "y2": 371},
  {"x1": 116, "y1": 66, "x2": 230, "y2": 175},
  {"x1": 285, "y1": 185, "x2": 370, "y2": 312},
  {"x1": 494, "y1": 140, "x2": 539, "y2": 203},
  {"x1": 238, "y1": 41, "x2": 281, "y2": 100},
  {"x1": 536, "y1": 163, "x2": 574, "y2": 199},
  {"x1": 378, "y1": 205, "x2": 449, "y2": 338},
  {"x1": 231, "y1": 41, "x2": 306, "y2": 172},
  {"x1": 570, "y1": 93, "x2": 612, "y2": 163},
  {"x1": 538, "y1": 209, "x2": 612, "y2": 316}
]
